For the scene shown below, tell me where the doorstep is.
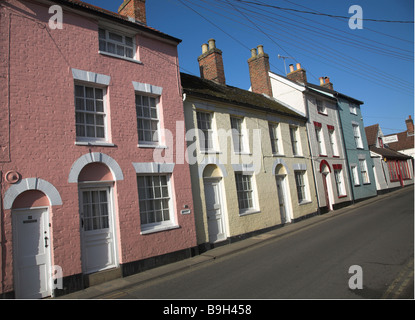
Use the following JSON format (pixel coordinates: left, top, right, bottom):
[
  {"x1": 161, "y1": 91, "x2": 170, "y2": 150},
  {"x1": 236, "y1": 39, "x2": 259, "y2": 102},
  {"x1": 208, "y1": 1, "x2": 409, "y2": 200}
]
[{"x1": 86, "y1": 267, "x2": 122, "y2": 287}]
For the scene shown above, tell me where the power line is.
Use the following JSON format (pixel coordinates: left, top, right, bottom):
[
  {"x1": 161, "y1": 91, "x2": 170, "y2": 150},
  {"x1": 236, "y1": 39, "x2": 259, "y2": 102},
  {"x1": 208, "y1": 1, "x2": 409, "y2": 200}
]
[
  {"x1": 185, "y1": 0, "x2": 413, "y2": 95},
  {"x1": 235, "y1": 0, "x2": 415, "y2": 23}
]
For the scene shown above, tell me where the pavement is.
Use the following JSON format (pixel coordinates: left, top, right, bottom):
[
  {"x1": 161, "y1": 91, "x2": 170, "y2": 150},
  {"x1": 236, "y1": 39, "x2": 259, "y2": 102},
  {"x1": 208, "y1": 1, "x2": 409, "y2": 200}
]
[{"x1": 55, "y1": 185, "x2": 414, "y2": 299}]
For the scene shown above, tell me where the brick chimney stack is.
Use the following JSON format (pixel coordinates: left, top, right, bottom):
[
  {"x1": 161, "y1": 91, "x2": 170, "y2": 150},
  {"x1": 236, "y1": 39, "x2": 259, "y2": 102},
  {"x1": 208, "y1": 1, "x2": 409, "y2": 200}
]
[
  {"x1": 198, "y1": 39, "x2": 226, "y2": 85},
  {"x1": 405, "y1": 115, "x2": 414, "y2": 133},
  {"x1": 287, "y1": 63, "x2": 307, "y2": 84},
  {"x1": 319, "y1": 76, "x2": 333, "y2": 90},
  {"x1": 118, "y1": 0, "x2": 147, "y2": 25},
  {"x1": 247, "y1": 45, "x2": 272, "y2": 96}
]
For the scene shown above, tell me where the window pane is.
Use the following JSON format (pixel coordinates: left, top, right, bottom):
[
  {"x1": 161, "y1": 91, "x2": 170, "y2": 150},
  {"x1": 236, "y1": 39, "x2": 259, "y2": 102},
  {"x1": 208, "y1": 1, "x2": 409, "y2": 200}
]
[{"x1": 109, "y1": 32, "x2": 123, "y2": 43}]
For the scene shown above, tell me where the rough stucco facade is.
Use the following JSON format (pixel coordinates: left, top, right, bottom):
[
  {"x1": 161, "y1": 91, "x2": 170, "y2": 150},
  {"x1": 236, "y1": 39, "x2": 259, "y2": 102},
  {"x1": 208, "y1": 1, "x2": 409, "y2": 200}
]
[
  {"x1": 182, "y1": 72, "x2": 318, "y2": 250},
  {"x1": 0, "y1": 0, "x2": 196, "y2": 298}
]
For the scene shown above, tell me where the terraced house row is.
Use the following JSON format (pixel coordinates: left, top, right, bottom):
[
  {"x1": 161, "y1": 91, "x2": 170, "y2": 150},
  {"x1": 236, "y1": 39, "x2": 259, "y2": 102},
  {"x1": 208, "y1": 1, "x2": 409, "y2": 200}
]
[{"x1": 0, "y1": 0, "x2": 413, "y2": 298}]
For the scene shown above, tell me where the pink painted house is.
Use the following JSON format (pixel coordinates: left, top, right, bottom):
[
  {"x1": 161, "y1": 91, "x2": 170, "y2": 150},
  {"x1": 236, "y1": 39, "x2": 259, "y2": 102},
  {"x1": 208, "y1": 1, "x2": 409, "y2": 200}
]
[{"x1": 0, "y1": 0, "x2": 196, "y2": 298}]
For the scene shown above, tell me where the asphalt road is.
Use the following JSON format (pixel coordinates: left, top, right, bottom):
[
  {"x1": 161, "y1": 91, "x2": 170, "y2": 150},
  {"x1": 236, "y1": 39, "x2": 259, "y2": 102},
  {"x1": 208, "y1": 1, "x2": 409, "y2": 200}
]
[{"x1": 100, "y1": 186, "x2": 414, "y2": 300}]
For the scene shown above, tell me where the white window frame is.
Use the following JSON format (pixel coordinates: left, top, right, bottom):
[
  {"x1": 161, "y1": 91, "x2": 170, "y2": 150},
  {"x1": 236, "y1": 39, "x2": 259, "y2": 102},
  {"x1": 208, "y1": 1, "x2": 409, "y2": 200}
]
[
  {"x1": 196, "y1": 111, "x2": 216, "y2": 152},
  {"x1": 136, "y1": 94, "x2": 160, "y2": 145},
  {"x1": 316, "y1": 99, "x2": 326, "y2": 115},
  {"x1": 353, "y1": 123, "x2": 364, "y2": 149},
  {"x1": 294, "y1": 170, "x2": 309, "y2": 203},
  {"x1": 74, "y1": 83, "x2": 108, "y2": 143},
  {"x1": 328, "y1": 128, "x2": 339, "y2": 157},
  {"x1": 351, "y1": 165, "x2": 360, "y2": 186},
  {"x1": 349, "y1": 103, "x2": 357, "y2": 115},
  {"x1": 334, "y1": 169, "x2": 346, "y2": 197},
  {"x1": 137, "y1": 174, "x2": 176, "y2": 233},
  {"x1": 230, "y1": 116, "x2": 248, "y2": 154},
  {"x1": 98, "y1": 27, "x2": 136, "y2": 61},
  {"x1": 290, "y1": 126, "x2": 301, "y2": 156},
  {"x1": 315, "y1": 125, "x2": 326, "y2": 156},
  {"x1": 359, "y1": 159, "x2": 370, "y2": 184},
  {"x1": 234, "y1": 172, "x2": 259, "y2": 215},
  {"x1": 269, "y1": 122, "x2": 283, "y2": 155}
]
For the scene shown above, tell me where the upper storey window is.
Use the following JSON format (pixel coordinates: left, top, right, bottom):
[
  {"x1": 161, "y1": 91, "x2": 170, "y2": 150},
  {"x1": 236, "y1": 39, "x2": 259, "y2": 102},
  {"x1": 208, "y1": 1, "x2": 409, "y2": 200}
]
[{"x1": 99, "y1": 28, "x2": 134, "y2": 59}]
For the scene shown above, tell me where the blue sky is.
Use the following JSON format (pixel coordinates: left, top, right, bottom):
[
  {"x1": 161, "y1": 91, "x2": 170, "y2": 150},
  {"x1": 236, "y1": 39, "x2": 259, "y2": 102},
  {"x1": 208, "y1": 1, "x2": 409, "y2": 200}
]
[{"x1": 85, "y1": 0, "x2": 413, "y2": 134}]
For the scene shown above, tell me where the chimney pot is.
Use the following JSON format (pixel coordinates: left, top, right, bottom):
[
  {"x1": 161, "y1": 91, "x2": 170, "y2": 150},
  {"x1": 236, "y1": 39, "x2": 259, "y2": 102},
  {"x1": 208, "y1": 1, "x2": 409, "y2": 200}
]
[
  {"x1": 198, "y1": 39, "x2": 226, "y2": 85},
  {"x1": 319, "y1": 77, "x2": 324, "y2": 85},
  {"x1": 247, "y1": 44, "x2": 272, "y2": 96},
  {"x1": 325, "y1": 77, "x2": 330, "y2": 84},
  {"x1": 208, "y1": 39, "x2": 216, "y2": 50},
  {"x1": 405, "y1": 115, "x2": 414, "y2": 133},
  {"x1": 287, "y1": 62, "x2": 307, "y2": 84}
]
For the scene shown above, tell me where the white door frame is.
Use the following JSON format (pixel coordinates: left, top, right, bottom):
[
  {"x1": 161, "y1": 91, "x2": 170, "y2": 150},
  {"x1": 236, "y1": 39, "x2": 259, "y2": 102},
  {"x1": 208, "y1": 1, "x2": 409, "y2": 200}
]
[
  {"x1": 78, "y1": 183, "x2": 118, "y2": 274},
  {"x1": 12, "y1": 207, "x2": 52, "y2": 299},
  {"x1": 203, "y1": 177, "x2": 227, "y2": 243},
  {"x1": 276, "y1": 174, "x2": 292, "y2": 223}
]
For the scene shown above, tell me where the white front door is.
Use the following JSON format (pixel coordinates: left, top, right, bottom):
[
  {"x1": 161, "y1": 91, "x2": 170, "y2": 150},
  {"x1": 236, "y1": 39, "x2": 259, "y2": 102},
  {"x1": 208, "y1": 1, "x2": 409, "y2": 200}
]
[
  {"x1": 276, "y1": 175, "x2": 291, "y2": 224},
  {"x1": 204, "y1": 178, "x2": 226, "y2": 243},
  {"x1": 12, "y1": 208, "x2": 52, "y2": 299},
  {"x1": 79, "y1": 187, "x2": 117, "y2": 274}
]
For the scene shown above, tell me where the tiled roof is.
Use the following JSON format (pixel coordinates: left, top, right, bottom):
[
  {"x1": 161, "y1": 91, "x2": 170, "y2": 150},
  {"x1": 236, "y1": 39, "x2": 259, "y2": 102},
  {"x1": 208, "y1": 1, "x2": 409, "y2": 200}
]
[
  {"x1": 385, "y1": 131, "x2": 414, "y2": 152},
  {"x1": 365, "y1": 124, "x2": 380, "y2": 146},
  {"x1": 369, "y1": 146, "x2": 411, "y2": 160},
  {"x1": 181, "y1": 73, "x2": 306, "y2": 120},
  {"x1": 49, "y1": 0, "x2": 181, "y2": 43}
]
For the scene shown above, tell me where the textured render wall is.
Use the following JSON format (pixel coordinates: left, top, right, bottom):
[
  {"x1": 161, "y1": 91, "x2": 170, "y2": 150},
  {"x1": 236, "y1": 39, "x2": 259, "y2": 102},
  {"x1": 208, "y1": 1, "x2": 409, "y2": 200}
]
[
  {"x1": 305, "y1": 95, "x2": 352, "y2": 208},
  {"x1": 0, "y1": 0, "x2": 195, "y2": 294},
  {"x1": 184, "y1": 97, "x2": 317, "y2": 245},
  {"x1": 337, "y1": 98, "x2": 377, "y2": 200}
]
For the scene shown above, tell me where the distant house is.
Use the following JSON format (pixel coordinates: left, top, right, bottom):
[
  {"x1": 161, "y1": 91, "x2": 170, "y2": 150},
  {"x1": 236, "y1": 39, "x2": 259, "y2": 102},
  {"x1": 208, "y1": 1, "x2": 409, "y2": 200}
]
[
  {"x1": 305, "y1": 80, "x2": 377, "y2": 203},
  {"x1": 365, "y1": 124, "x2": 413, "y2": 193},
  {"x1": 1, "y1": 0, "x2": 197, "y2": 298},
  {"x1": 182, "y1": 40, "x2": 318, "y2": 251},
  {"x1": 383, "y1": 115, "x2": 414, "y2": 159},
  {"x1": 264, "y1": 61, "x2": 354, "y2": 212}
]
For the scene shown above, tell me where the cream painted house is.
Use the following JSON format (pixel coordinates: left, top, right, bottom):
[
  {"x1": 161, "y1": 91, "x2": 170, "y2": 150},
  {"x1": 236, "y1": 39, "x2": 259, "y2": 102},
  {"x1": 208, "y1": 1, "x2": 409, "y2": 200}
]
[{"x1": 181, "y1": 40, "x2": 317, "y2": 251}]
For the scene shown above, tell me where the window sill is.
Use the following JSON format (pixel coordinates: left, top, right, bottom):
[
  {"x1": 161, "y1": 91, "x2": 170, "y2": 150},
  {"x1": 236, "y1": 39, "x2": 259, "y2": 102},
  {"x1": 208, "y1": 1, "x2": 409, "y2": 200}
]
[
  {"x1": 201, "y1": 150, "x2": 222, "y2": 154},
  {"x1": 338, "y1": 195, "x2": 348, "y2": 198},
  {"x1": 140, "y1": 224, "x2": 180, "y2": 235},
  {"x1": 234, "y1": 151, "x2": 252, "y2": 155},
  {"x1": 298, "y1": 200, "x2": 312, "y2": 206},
  {"x1": 99, "y1": 51, "x2": 143, "y2": 64},
  {"x1": 319, "y1": 154, "x2": 328, "y2": 157},
  {"x1": 137, "y1": 144, "x2": 168, "y2": 149},
  {"x1": 293, "y1": 155, "x2": 304, "y2": 158},
  {"x1": 272, "y1": 153, "x2": 285, "y2": 157},
  {"x1": 75, "y1": 141, "x2": 116, "y2": 147},
  {"x1": 239, "y1": 209, "x2": 261, "y2": 216},
  {"x1": 318, "y1": 112, "x2": 328, "y2": 116}
]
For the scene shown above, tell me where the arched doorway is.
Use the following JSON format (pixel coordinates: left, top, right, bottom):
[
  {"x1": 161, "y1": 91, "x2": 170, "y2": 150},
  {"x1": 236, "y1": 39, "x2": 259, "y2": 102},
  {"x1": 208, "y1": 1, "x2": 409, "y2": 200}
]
[
  {"x1": 77, "y1": 162, "x2": 118, "y2": 274},
  {"x1": 202, "y1": 164, "x2": 227, "y2": 243},
  {"x1": 275, "y1": 164, "x2": 292, "y2": 224},
  {"x1": 11, "y1": 190, "x2": 52, "y2": 299},
  {"x1": 320, "y1": 161, "x2": 333, "y2": 211}
]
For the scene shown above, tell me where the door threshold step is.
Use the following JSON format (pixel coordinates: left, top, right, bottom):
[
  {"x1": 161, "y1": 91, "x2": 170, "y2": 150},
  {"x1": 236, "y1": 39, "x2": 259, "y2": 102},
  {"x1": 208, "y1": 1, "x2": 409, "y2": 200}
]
[{"x1": 86, "y1": 267, "x2": 122, "y2": 287}]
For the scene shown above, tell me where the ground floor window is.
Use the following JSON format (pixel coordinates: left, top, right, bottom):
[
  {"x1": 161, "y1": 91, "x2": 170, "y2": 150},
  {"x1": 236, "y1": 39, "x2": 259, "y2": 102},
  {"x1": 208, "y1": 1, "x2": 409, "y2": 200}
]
[
  {"x1": 334, "y1": 169, "x2": 346, "y2": 197},
  {"x1": 235, "y1": 173, "x2": 255, "y2": 213},
  {"x1": 294, "y1": 170, "x2": 308, "y2": 203},
  {"x1": 137, "y1": 175, "x2": 172, "y2": 229}
]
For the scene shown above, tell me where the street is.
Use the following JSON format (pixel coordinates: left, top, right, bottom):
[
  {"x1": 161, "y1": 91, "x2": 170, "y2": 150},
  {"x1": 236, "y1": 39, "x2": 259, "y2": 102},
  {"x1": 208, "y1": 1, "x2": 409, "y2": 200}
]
[{"x1": 98, "y1": 186, "x2": 414, "y2": 300}]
